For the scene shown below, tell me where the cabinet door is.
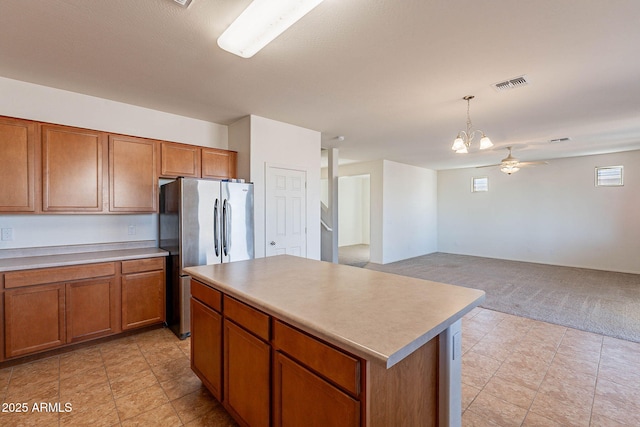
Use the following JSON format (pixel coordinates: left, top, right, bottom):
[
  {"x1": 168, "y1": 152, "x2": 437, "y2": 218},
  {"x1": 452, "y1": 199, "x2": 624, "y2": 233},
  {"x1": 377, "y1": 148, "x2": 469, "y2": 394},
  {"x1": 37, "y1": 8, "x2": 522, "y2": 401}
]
[
  {"x1": 109, "y1": 135, "x2": 158, "y2": 212},
  {"x1": 224, "y1": 319, "x2": 270, "y2": 427},
  {"x1": 4, "y1": 284, "x2": 66, "y2": 358},
  {"x1": 160, "y1": 142, "x2": 201, "y2": 178},
  {"x1": 201, "y1": 148, "x2": 237, "y2": 179},
  {"x1": 42, "y1": 124, "x2": 107, "y2": 212},
  {"x1": 122, "y1": 270, "x2": 165, "y2": 330},
  {"x1": 191, "y1": 298, "x2": 222, "y2": 400},
  {"x1": 273, "y1": 352, "x2": 360, "y2": 427},
  {"x1": 66, "y1": 277, "x2": 118, "y2": 343},
  {"x1": 0, "y1": 116, "x2": 37, "y2": 212}
]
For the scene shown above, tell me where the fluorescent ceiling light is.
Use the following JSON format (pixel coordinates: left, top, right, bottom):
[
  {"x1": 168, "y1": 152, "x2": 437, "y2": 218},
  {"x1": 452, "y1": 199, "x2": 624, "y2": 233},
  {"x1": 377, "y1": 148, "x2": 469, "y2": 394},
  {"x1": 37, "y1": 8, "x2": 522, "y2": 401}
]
[{"x1": 217, "y1": 0, "x2": 325, "y2": 58}]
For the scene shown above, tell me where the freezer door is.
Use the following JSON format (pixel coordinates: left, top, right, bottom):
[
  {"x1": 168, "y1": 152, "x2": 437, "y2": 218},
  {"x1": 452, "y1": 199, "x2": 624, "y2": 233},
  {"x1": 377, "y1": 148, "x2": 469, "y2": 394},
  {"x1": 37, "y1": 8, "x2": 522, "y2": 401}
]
[
  {"x1": 222, "y1": 182, "x2": 255, "y2": 263},
  {"x1": 180, "y1": 178, "x2": 222, "y2": 268}
]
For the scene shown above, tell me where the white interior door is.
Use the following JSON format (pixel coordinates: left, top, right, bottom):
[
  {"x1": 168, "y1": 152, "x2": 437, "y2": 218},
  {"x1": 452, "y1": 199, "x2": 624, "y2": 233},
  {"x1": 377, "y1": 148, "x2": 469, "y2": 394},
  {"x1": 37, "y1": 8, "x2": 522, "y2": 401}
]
[{"x1": 265, "y1": 166, "x2": 307, "y2": 257}]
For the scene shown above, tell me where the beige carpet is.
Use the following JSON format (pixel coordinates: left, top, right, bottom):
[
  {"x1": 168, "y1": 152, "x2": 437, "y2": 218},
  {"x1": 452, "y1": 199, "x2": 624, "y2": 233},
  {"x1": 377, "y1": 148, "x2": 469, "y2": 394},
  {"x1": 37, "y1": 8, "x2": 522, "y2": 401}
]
[{"x1": 364, "y1": 252, "x2": 640, "y2": 343}]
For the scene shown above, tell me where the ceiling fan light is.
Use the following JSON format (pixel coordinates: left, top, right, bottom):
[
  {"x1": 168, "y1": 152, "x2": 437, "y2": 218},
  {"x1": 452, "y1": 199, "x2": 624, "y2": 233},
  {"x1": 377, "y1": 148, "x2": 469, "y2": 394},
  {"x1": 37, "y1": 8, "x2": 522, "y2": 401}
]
[
  {"x1": 217, "y1": 0, "x2": 325, "y2": 58},
  {"x1": 479, "y1": 135, "x2": 493, "y2": 150},
  {"x1": 452, "y1": 136, "x2": 466, "y2": 151},
  {"x1": 501, "y1": 165, "x2": 520, "y2": 175},
  {"x1": 455, "y1": 146, "x2": 469, "y2": 154}
]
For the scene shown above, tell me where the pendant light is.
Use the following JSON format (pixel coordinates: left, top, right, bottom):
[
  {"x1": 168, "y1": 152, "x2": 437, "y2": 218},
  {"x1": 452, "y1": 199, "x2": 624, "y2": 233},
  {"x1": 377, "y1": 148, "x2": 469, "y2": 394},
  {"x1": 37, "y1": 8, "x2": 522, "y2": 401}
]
[{"x1": 451, "y1": 96, "x2": 493, "y2": 154}]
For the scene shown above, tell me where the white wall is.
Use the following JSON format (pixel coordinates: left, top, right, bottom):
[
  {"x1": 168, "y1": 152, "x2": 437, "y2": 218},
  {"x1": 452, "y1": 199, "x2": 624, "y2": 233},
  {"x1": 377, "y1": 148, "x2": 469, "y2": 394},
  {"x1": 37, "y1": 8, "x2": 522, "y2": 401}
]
[
  {"x1": 382, "y1": 160, "x2": 438, "y2": 263},
  {"x1": 235, "y1": 115, "x2": 321, "y2": 260},
  {"x1": 0, "y1": 76, "x2": 228, "y2": 250},
  {"x1": 0, "y1": 77, "x2": 227, "y2": 148},
  {"x1": 0, "y1": 214, "x2": 157, "y2": 250},
  {"x1": 338, "y1": 175, "x2": 370, "y2": 247},
  {"x1": 438, "y1": 150, "x2": 640, "y2": 274}
]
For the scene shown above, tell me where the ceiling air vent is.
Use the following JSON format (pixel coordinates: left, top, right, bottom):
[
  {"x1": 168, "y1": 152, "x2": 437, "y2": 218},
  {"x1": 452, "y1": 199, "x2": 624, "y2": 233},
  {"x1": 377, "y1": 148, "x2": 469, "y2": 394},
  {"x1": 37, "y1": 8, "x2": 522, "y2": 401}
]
[
  {"x1": 492, "y1": 75, "x2": 530, "y2": 92},
  {"x1": 173, "y1": 0, "x2": 192, "y2": 7}
]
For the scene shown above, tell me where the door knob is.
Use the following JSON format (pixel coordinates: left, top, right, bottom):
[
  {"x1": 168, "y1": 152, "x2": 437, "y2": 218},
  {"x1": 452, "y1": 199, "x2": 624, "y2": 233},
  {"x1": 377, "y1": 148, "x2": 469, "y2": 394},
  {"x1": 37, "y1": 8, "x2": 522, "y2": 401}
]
[{"x1": 270, "y1": 241, "x2": 276, "y2": 246}]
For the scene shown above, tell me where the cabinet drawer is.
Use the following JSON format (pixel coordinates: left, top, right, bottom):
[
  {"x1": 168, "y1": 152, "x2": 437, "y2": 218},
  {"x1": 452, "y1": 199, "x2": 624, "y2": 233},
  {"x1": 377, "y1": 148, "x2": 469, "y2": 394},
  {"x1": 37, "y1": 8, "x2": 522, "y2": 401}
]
[
  {"x1": 224, "y1": 296, "x2": 270, "y2": 341},
  {"x1": 191, "y1": 280, "x2": 222, "y2": 312},
  {"x1": 4, "y1": 262, "x2": 116, "y2": 289},
  {"x1": 121, "y1": 257, "x2": 164, "y2": 274},
  {"x1": 273, "y1": 320, "x2": 361, "y2": 396}
]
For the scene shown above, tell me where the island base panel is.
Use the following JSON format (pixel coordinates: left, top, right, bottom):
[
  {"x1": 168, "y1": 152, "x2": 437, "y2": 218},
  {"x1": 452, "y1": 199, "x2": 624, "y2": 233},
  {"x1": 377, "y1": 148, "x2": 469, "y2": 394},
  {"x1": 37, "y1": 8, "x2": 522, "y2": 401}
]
[{"x1": 367, "y1": 336, "x2": 439, "y2": 427}]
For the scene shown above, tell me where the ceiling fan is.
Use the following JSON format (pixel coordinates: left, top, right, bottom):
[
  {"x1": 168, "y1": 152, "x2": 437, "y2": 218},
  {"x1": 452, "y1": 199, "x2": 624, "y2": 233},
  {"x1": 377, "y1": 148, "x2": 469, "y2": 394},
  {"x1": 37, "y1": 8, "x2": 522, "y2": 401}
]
[{"x1": 477, "y1": 146, "x2": 548, "y2": 175}]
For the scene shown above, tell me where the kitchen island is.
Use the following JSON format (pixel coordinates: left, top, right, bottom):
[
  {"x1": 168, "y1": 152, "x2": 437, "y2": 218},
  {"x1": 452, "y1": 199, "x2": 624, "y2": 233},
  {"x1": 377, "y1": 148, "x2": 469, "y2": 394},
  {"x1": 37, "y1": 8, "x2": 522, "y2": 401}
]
[{"x1": 185, "y1": 255, "x2": 484, "y2": 427}]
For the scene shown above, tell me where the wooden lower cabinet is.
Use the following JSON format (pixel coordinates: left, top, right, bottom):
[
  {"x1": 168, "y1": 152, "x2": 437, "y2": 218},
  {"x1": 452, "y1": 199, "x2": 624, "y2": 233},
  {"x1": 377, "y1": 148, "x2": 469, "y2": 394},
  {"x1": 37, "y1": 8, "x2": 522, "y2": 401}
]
[
  {"x1": 121, "y1": 270, "x2": 165, "y2": 330},
  {"x1": 224, "y1": 319, "x2": 270, "y2": 427},
  {"x1": 4, "y1": 284, "x2": 66, "y2": 358},
  {"x1": 189, "y1": 279, "x2": 364, "y2": 427},
  {"x1": 2, "y1": 258, "x2": 166, "y2": 361},
  {"x1": 274, "y1": 352, "x2": 360, "y2": 427},
  {"x1": 66, "y1": 277, "x2": 118, "y2": 343},
  {"x1": 4, "y1": 278, "x2": 116, "y2": 358},
  {"x1": 191, "y1": 297, "x2": 223, "y2": 400}
]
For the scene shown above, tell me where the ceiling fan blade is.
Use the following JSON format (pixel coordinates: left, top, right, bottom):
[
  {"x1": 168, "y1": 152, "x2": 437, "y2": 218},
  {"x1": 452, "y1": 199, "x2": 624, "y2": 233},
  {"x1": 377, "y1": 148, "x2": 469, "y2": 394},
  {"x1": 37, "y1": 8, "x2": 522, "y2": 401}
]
[
  {"x1": 476, "y1": 163, "x2": 503, "y2": 168},
  {"x1": 518, "y1": 161, "x2": 549, "y2": 166}
]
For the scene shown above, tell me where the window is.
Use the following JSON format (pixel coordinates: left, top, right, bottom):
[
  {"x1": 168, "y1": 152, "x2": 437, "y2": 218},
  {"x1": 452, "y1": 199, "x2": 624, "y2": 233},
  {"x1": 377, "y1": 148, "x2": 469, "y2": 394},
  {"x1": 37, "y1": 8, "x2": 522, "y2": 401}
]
[
  {"x1": 595, "y1": 166, "x2": 623, "y2": 187},
  {"x1": 472, "y1": 177, "x2": 488, "y2": 192}
]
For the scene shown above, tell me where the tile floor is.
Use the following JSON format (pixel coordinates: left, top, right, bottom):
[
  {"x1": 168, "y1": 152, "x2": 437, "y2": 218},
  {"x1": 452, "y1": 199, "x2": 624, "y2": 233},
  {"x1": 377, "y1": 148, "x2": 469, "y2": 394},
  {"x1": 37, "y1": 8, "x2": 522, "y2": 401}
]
[
  {"x1": 0, "y1": 328, "x2": 237, "y2": 427},
  {"x1": 461, "y1": 307, "x2": 640, "y2": 426},
  {"x1": 0, "y1": 308, "x2": 638, "y2": 426}
]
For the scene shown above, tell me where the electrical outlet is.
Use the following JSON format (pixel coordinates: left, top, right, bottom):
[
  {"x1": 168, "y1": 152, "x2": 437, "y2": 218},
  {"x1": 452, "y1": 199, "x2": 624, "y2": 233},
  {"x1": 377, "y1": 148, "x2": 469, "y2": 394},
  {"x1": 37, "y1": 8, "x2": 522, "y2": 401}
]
[
  {"x1": 128, "y1": 225, "x2": 136, "y2": 236},
  {"x1": 1, "y1": 228, "x2": 13, "y2": 241}
]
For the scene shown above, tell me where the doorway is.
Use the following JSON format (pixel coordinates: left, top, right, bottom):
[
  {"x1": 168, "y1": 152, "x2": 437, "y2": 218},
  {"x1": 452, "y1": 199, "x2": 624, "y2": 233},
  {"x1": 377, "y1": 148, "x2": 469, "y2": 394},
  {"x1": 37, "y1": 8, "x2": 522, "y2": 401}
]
[{"x1": 337, "y1": 174, "x2": 370, "y2": 267}]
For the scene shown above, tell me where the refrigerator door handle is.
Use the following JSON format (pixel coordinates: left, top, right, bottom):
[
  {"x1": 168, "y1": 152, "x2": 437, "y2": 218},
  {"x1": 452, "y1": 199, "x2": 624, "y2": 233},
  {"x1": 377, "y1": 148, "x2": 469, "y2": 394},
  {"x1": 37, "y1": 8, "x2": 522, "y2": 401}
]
[
  {"x1": 214, "y1": 198, "x2": 220, "y2": 257},
  {"x1": 222, "y1": 199, "x2": 228, "y2": 256}
]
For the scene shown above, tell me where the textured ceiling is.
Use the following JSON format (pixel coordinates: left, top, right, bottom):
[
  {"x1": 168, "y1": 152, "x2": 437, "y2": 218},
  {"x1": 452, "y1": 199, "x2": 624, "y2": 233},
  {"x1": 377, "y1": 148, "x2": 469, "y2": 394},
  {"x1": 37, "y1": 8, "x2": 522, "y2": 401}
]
[{"x1": 1, "y1": 0, "x2": 639, "y2": 170}]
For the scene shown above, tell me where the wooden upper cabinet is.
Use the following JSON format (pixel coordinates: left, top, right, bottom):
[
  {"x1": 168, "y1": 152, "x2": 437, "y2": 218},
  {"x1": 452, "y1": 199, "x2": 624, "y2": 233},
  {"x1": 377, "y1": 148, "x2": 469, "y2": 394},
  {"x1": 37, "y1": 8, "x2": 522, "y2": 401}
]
[
  {"x1": 42, "y1": 124, "x2": 107, "y2": 212},
  {"x1": 201, "y1": 148, "x2": 237, "y2": 179},
  {"x1": 0, "y1": 116, "x2": 37, "y2": 212},
  {"x1": 109, "y1": 135, "x2": 158, "y2": 212},
  {"x1": 160, "y1": 143, "x2": 238, "y2": 180},
  {"x1": 160, "y1": 142, "x2": 200, "y2": 178}
]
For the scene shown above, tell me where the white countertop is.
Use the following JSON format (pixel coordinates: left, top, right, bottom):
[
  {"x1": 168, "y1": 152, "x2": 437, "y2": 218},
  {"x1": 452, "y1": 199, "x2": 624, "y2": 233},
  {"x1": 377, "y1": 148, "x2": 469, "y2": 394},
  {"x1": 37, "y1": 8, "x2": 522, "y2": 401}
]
[
  {"x1": 185, "y1": 255, "x2": 485, "y2": 368},
  {"x1": 0, "y1": 247, "x2": 168, "y2": 272}
]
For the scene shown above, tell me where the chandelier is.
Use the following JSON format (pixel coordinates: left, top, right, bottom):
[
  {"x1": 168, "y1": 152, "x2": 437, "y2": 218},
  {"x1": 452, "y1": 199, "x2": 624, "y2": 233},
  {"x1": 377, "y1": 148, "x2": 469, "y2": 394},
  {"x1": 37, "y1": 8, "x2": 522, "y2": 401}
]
[{"x1": 451, "y1": 95, "x2": 493, "y2": 154}]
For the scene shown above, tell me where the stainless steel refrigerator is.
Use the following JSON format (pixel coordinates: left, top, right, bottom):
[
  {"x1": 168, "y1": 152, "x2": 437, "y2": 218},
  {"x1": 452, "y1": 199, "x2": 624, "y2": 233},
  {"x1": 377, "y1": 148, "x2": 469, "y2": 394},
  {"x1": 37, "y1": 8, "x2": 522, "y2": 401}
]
[{"x1": 159, "y1": 177, "x2": 254, "y2": 339}]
